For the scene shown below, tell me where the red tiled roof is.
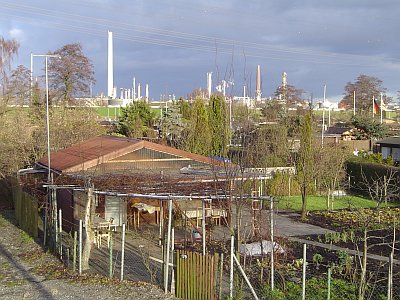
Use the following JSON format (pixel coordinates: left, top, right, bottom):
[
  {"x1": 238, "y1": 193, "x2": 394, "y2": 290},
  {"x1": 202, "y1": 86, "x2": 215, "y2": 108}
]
[{"x1": 37, "y1": 135, "x2": 225, "y2": 173}]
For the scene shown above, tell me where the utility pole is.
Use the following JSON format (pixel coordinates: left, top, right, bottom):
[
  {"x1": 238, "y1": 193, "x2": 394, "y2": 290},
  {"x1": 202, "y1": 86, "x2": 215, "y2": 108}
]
[{"x1": 321, "y1": 84, "x2": 326, "y2": 147}]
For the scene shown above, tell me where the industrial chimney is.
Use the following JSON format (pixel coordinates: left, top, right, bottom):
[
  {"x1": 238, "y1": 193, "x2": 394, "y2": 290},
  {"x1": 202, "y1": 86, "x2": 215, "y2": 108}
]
[
  {"x1": 107, "y1": 31, "x2": 114, "y2": 98},
  {"x1": 206, "y1": 72, "x2": 212, "y2": 98},
  {"x1": 256, "y1": 65, "x2": 261, "y2": 101}
]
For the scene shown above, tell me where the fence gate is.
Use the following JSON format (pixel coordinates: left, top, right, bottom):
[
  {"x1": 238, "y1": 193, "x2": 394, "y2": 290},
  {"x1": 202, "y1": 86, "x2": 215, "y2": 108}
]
[{"x1": 176, "y1": 250, "x2": 219, "y2": 300}]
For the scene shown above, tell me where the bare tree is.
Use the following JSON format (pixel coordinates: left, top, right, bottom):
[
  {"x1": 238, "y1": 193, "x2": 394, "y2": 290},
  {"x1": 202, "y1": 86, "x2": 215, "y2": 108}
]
[
  {"x1": 5, "y1": 65, "x2": 31, "y2": 106},
  {"x1": 48, "y1": 43, "x2": 95, "y2": 105}
]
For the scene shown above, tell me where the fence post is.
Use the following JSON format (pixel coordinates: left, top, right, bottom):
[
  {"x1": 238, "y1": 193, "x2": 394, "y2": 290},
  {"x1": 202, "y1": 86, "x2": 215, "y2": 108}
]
[
  {"x1": 79, "y1": 219, "x2": 82, "y2": 275},
  {"x1": 73, "y1": 231, "x2": 77, "y2": 272},
  {"x1": 120, "y1": 223, "x2": 126, "y2": 281},
  {"x1": 387, "y1": 253, "x2": 393, "y2": 300},
  {"x1": 164, "y1": 198, "x2": 173, "y2": 294},
  {"x1": 59, "y1": 208, "x2": 62, "y2": 259},
  {"x1": 219, "y1": 252, "x2": 224, "y2": 300},
  {"x1": 270, "y1": 197, "x2": 274, "y2": 290},
  {"x1": 327, "y1": 267, "x2": 331, "y2": 300},
  {"x1": 44, "y1": 203, "x2": 47, "y2": 246},
  {"x1": 232, "y1": 254, "x2": 259, "y2": 300},
  {"x1": 302, "y1": 243, "x2": 307, "y2": 300},
  {"x1": 229, "y1": 235, "x2": 234, "y2": 300},
  {"x1": 171, "y1": 228, "x2": 175, "y2": 295},
  {"x1": 202, "y1": 199, "x2": 206, "y2": 256},
  {"x1": 109, "y1": 231, "x2": 113, "y2": 278}
]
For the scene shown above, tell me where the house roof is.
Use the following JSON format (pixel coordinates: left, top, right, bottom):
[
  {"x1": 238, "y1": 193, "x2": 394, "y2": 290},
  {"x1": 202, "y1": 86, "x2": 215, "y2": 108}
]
[
  {"x1": 37, "y1": 135, "x2": 225, "y2": 173},
  {"x1": 325, "y1": 127, "x2": 353, "y2": 135},
  {"x1": 376, "y1": 136, "x2": 400, "y2": 146}
]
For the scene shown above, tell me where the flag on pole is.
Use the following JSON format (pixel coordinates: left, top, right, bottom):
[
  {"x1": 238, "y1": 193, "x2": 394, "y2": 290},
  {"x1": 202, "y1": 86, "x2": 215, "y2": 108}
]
[{"x1": 373, "y1": 98, "x2": 379, "y2": 115}]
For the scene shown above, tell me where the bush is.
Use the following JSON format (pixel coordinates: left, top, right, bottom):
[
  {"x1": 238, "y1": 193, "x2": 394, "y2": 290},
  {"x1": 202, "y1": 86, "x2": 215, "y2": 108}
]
[
  {"x1": 346, "y1": 159, "x2": 400, "y2": 201},
  {"x1": 265, "y1": 173, "x2": 300, "y2": 196}
]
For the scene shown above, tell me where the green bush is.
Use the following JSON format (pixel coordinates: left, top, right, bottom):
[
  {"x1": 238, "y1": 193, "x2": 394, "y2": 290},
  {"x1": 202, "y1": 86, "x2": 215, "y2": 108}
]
[
  {"x1": 346, "y1": 159, "x2": 400, "y2": 201},
  {"x1": 265, "y1": 173, "x2": 300, "y2": 196}
]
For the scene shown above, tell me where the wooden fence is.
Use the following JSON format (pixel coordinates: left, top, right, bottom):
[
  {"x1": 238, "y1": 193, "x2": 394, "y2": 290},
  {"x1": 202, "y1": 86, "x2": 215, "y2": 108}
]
[
  {"x1": 175, "y1": 250, "x2": 219, "y2": 300},
  {"x1": 12, "y1": 178, "x2": 38, "y2": 238}
]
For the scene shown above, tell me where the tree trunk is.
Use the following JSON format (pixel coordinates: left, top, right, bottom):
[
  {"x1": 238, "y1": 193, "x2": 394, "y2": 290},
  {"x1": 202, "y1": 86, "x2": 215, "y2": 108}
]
[
  {"x1": 81, "y1": 186, "x2": 95, "y2": 271},
  {"x1": 358, "y1": 228, "x2": 368, "y2": 300},
  {"x1": 301, "y1": 186, "x2": 307, "y2": 220}
]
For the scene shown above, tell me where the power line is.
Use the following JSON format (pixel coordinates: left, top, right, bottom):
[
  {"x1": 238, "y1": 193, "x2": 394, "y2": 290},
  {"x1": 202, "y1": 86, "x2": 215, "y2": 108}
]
[{"x1": 1, "y1": 1, "x2": 398, "y2": 69}]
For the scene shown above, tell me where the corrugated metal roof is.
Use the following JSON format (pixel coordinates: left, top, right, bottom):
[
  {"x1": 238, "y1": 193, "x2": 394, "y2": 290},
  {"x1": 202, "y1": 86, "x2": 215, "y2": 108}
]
[
  {"x1": 376, "y1": 136, "x2": 400, "y2": 146},
  {"x1": 37, "y1": 135, "x2": 225, "y2": 173}
]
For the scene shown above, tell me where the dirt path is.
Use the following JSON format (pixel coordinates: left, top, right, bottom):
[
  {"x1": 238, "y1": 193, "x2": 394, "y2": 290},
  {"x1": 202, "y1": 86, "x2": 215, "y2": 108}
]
[{"x1": 0, "y1": 211, "x2": 176, "y2": 300}]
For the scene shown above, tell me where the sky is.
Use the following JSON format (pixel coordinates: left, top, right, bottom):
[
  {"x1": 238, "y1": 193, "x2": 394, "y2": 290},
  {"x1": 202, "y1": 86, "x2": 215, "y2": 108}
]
[{"x1": 1, "y1": 0, "x2": 400, "y2": 102}]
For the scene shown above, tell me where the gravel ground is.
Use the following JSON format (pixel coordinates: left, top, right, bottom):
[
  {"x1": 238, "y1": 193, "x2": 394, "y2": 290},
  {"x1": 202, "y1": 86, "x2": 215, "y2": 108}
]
[{"x1": 0, "y1": 210, "x2": 177, "y2": 300}]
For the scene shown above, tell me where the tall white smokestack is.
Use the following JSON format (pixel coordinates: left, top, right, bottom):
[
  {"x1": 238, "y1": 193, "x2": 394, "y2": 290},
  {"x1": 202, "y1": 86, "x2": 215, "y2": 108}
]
[
  {"x1": 107, "y1": 31, "x2": 114, "y2": 98},
  {"x1": 145, "y1": 84, "x2": 149, "y2": 101},
  {"x1": 243, "y1": 85, "x2": 246, "y2": 97},
  {"x1": 137, "y1": 83, "x2": 141, "y2": 100},
  {"x1": 133, "y1": 77, "x2": 136, "y2": 100},
  {"x1": 256, "y1": 65, "x2": 261, "y2": 101},
  {"x1": 207, "y1": 72, "x2": 212, "y2": 98}
]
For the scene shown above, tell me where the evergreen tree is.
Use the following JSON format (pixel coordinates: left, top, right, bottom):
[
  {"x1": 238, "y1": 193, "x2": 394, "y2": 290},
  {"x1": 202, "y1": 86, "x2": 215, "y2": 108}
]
[
  {"x1": 208, "y1": 95, "x2": 228, "y2": 157},
  {"x1": 115, "y1": 100, "x2": 156, "y2": 138},
  {"x1": 296, "y1": 111, "x2": 316, "y2": 219},
  {"x1": 186, "y1": 97, "x2": 212, "y2": 155}
]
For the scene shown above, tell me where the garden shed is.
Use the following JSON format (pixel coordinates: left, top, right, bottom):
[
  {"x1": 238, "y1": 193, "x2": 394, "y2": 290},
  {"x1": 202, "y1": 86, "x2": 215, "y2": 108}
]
[{"x1": 34, "y1": 135, "x2": 231, "y2": 229}]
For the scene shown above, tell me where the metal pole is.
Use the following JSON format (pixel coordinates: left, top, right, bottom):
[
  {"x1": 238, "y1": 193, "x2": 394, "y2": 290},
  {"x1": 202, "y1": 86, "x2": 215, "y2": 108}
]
[
  {"x1": 202, "y1": 199, "x2": 206, "y2": 256},
  {"x1": 45, "y1": 55, "x2": 51, "y2": 184},
  {"x1": 43, "y1": 203, "x2": 47, "y2": 246},
  {"x1": 387, "y1": 253, "x2": 393, "y2": 300},
  {"x1": 353, "y1": 90, "x2": 356, "y2": 116},
  {"x1": 380, "y1": 93, "x2": 383, "y2": 124},
  {"x1": 79, "y1": 219, "x2": 82, "y2": 275},
  {"x1": 73, "y1": 231, "x2": 77, "y2": 272},
  {"x1": 219, "y1": 253, "x2": 224, "y2": 300},
  {"x1": 159, "y1": 200, "x2": 163, "y2": 246},
  {"x1": 30, "y1": 52, "x2": 33, "y2": 100},
  {"x1": 327, "y1": 267, "x2": 331, "y2": 300},
  {"x1": 164, "y1": 198, "x2": 173, "y2": 294},
  {"x1": 270, "y1": 197, "x2": 274, "y2": 290},
  {"x1": 232, "y1": 254, "x2": 259, "y2": 300},
  {"x1": 171, "y1": 228, "x2": 175, "y2": 295},
  {"x1": 109, "y1": 231, "x2": 113, "y2": 278},
  {"x1": 322, "y1": 84, "x2": 326, "y2": 147},
  {"x1": 120, "y1": 223, "x2": 126, "y2": 281},
  {"x1": 302, "y1": 243, "x2": 307, "y2": 300},
  {"x1": 229, "y1": 235, "x2": 234, "y2": 299},
  {"x1": 59, "y1": 208, "x2": 62, "y2": 259}
]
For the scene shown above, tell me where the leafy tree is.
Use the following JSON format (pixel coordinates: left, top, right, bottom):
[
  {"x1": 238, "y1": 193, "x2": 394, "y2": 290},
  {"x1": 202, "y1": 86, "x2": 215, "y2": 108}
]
[
  {"x1": 115, "y1": 100, "x2": 156, "y2": 138},
  {"x1": 351, "y1": 114, "x2": 387, "y2": 139},
  {"x1": 231, "y1": 103, "x2": 260, "y2": 147},
  {"x1": 274, "y1": 84, "x2": 305, "y2": 107},
  {"x1": 208, "y1": 95, "x2": 229, "y2": 157},
  {"x1": 261, "y1": 100, "x2": 285, "y2": 122},
  {"x1": 177, "y1": 97, "x2": 192, "y2": 120},
  {"x1": 186, "y1": 97, "x2": 212, "y2": 155},
  {"x1": 295, "y1": 111, "x2": 316, "y2": 219},
  {"x1": 340, "y1": 74, "x2": 390, "y2": 112},
  {"x1": 246, "y1": 124, "x2": 290, "y2": 167},
  {"x1": 48, "y1": 43, "x2": 95, "y2": 105}
]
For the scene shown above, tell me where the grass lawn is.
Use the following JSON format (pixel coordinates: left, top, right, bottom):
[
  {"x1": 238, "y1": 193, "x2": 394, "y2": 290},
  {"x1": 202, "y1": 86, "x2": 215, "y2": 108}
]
[
  {"x1": 96, "y1": 107, "x2": 161, "y2": 118},
  {"x1": 275, "y1": 195, "x2": 397, "y2": 211}
]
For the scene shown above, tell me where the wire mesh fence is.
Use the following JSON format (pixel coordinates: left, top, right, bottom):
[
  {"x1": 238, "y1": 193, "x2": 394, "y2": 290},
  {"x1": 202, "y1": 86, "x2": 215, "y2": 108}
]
[{"x1": 11, "y1": 179, "x2": 400, "y2": 300}]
